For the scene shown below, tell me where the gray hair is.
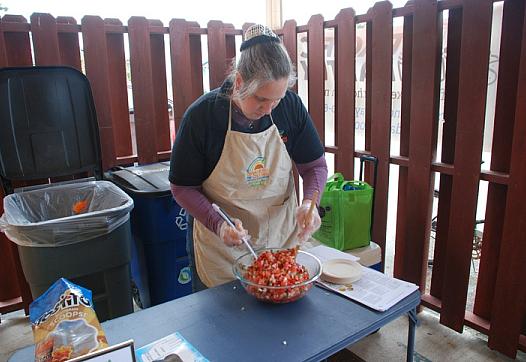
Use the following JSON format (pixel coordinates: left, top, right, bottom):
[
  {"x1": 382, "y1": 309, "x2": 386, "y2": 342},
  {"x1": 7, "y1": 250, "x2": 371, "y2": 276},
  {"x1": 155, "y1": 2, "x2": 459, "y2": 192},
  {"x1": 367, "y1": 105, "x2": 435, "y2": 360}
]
[{"x1": 227, "y1": 41, "x2": 297, "y2": 101}]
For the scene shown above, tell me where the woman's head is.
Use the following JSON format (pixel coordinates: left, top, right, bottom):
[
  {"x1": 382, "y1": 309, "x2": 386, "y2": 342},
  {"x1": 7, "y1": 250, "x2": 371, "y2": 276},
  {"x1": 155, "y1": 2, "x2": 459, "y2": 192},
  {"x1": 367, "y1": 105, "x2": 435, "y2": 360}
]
[{"x1": 228, "y1": 24, "x2": 296, "y2": 120}]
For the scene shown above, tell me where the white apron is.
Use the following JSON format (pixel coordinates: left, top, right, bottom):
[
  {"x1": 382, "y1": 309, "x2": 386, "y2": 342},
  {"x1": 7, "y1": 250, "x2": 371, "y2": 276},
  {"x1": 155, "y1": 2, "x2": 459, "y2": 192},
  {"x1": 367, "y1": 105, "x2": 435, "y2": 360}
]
[{"x1": 193, "y1": 101, "x2": 298, "y2": 287}]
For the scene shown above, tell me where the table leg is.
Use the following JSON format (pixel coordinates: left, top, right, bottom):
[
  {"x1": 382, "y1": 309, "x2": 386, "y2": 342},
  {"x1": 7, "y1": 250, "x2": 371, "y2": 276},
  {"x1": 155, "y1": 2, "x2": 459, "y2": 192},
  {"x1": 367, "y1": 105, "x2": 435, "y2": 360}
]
[{"x1": 406, "y1": 308, "x2": 418, "y2": 362}]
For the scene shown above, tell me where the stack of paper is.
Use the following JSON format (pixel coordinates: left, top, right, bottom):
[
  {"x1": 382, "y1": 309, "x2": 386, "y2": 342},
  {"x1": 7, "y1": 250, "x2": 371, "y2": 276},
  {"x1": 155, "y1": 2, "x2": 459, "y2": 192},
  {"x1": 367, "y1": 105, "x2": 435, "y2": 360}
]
[{"x1": 308, "y1": 245, "x2": 419, "y2": 312}]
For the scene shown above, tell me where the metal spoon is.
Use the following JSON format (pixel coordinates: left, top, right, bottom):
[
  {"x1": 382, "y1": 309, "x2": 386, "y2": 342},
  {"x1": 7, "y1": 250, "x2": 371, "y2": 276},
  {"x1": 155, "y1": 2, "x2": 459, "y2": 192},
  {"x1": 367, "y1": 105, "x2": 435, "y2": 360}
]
[{"x1": 212, "y1": 203, "x2": 258, "y2": 259}]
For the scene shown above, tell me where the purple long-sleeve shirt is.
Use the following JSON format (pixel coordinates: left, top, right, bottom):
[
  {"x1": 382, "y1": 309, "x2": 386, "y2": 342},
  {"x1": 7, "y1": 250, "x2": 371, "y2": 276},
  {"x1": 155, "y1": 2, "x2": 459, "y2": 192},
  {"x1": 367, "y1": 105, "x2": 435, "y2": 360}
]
[{"x1": 171, "y1": 155, "x2": 328, "y2": 235}]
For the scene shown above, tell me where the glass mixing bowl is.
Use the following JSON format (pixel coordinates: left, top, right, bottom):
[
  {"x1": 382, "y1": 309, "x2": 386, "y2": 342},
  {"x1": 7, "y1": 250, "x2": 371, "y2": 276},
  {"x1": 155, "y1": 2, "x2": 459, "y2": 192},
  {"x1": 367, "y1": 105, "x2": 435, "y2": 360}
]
[{"x1": 232, "y1": 248, "x2": 322, "y2": 303}]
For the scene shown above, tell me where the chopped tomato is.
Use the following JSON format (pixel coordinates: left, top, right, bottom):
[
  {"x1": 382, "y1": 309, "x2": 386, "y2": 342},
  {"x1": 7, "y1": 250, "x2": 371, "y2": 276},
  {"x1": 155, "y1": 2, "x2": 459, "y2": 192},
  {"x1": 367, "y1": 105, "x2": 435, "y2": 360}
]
[
  {"x1": 72, "y1": 200, "x2": 89, "y2": 215},
  {"x1": 244, "y1": 248, "x2": 311, "y2": 303}
]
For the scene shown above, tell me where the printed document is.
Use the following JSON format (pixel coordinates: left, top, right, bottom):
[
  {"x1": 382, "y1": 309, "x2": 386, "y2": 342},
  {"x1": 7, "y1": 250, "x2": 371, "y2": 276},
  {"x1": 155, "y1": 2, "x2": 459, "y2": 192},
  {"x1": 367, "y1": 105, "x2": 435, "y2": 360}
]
[{"x1": 308, "y1": 245, "x2": 419, "y2": 311}]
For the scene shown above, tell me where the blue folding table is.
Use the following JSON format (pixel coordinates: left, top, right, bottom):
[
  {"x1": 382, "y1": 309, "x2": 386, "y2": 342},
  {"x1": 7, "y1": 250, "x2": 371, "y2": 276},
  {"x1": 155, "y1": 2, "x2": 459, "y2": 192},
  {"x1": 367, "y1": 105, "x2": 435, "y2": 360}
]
[{"x1": 9, "y1": 281, "x2": 420, "y2": 362}]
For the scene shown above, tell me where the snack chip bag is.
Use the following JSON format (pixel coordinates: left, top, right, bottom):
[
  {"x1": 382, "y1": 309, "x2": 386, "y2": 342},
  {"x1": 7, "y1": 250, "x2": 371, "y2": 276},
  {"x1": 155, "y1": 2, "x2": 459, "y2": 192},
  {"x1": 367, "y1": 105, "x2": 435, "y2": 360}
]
[{"x1": 30, "y1": 278, "x2": 108, "y2": 362}]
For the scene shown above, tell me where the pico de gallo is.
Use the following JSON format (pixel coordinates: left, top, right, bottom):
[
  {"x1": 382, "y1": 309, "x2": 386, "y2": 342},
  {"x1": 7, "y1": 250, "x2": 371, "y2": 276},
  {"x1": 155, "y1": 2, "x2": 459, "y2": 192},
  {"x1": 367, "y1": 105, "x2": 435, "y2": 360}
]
[{"x1": 243, "y1": 247, "x2": 312, "y2": 303}]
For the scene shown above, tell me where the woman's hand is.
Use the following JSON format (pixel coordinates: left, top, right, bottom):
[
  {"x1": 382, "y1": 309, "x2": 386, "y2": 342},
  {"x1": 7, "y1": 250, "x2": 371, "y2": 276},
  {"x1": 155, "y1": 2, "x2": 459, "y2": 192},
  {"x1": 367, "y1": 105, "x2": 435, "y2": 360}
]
[
  {"x1": 219, "y1": 219, "x2": 249, "y2": 246},
  {"x1": 295, "y1": 200, "x2": 321, "y2": 243}
]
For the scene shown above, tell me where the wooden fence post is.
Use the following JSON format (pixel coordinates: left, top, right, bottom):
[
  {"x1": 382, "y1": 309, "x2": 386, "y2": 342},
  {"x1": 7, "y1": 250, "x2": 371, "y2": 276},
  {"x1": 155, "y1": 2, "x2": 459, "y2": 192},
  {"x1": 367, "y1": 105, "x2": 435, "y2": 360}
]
[
  {"x1": 128, "y1": 16, "x2": 159, "y2": 164},
  {"x1": 280, "y1": 19, "x2": 300, "y2": 198},
  {"x1": 439, "y1": 0, "x2": 493, "y2": 332},
  {"x1": 0, "y1": 17, "x2": 9, "y2": 67},
  {"x1": 474, "y1": 0, "x2": 524, "y2": 323},
  {"x1": 105, "y1": 19, "x2": 133, "y2": 160},
  {"x1": 393, "y1": 5, "x2": 413, "y2": 280},
  {"x1": 488, "y1": 0, "x2": 526, "y2": 356},
  {"x1": 56, "y1": 17, "x2": 82, "y2": 70},
  {"x1": 82, "y1": 16, "x2": 117, "y2": 170},
  {"x1": 365, "y1": 1, "x2": 393, "y2": 269},
  {"x1": 207, "y1": 20, "x2": 229, "y2": 90},
  {"x1": 397, "y1": 0, "x2": 441, "y2": 290},
  {"x1": 30, "y1": 13, "x2": 60, "y2": 65},
  {"x1": 334, "y1": 8, "x2": 356, "y2": 180},
  {"x1": 0, "y1": 16, "x2": 32, "y2": 66},
  {"x1": 307, "y1": 14, "x2": 325, "y2": 144},
  {"x1": 428, "y1": 5, "x2": 462, "y2": 302},
  {"x1": 149, "y1": 19, "x2": 171, "y2": 158},
  {"x1": 169, "y1": 19, "x2": 204, "y2": 134},
  {"x1": 281, "y1": 20, "x2": 298, "y2": 94},
  {"x1": 187, "y1": 22, "x2": 204, "y2": 104}
]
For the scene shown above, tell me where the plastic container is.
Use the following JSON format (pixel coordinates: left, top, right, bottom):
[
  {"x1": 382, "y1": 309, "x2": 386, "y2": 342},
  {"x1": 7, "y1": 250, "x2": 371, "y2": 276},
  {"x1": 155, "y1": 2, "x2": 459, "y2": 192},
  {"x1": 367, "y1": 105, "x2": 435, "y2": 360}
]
[
  {"x1": 345, "y1": 241, "x2": 382, "y2": 271},
  {"x1": 107, "y1": 162, "x2": 192, "y2": 307},
  {"x1": 0, "y1": 66, "x2": 134, "y2": 321}
]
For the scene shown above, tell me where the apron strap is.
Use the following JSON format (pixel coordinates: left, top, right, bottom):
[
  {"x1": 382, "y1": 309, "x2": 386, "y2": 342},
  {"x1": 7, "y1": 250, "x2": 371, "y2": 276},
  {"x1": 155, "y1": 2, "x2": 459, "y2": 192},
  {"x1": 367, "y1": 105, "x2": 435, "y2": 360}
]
[
  {"x1": 269, "y1": 113, "x2": 275, "y2": 125},
  {"x1": 228, "y1": 99, "x2": 233, "y2": 130}
]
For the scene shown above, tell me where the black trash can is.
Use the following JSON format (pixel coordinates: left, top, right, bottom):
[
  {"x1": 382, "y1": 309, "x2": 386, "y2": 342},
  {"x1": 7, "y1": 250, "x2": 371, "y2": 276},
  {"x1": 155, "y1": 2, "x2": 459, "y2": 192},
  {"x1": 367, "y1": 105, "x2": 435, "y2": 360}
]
[
  {"x1": 107, "y1": 162, "x2": 192, "y2": 307},
  {"x1": 0, "y1": 66, "x2": 134, "y2": 321}
]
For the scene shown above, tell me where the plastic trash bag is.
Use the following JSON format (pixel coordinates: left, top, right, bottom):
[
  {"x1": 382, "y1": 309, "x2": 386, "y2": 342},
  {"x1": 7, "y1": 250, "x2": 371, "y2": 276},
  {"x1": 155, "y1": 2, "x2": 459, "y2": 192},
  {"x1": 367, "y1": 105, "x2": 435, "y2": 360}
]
[
  {"x1": 0, "y1": 180, "x2": 133, "y2": 247},
  {"x1": 30, "y1": 278, "x2": 109, "y2": 362}
]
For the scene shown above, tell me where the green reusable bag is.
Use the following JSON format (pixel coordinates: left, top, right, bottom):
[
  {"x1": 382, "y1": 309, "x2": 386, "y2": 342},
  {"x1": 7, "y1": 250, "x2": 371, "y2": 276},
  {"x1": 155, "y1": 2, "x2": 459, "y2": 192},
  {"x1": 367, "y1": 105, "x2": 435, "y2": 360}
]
[{"x1": 313, "y1": 173, "x2": 373, "y2": 251}]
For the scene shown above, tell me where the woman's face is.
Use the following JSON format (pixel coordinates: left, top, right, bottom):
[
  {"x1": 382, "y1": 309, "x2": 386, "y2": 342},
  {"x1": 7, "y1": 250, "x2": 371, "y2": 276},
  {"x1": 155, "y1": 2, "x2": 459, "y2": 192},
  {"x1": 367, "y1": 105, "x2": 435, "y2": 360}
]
[{"x1": 234, "y1": 74, "x2": 288, "y2": 120}]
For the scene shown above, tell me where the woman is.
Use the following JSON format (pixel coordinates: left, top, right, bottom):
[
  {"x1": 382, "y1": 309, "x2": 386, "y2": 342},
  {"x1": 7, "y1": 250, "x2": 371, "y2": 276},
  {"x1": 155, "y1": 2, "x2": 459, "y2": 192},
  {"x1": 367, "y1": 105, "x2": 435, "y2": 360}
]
[{"x1": 169, "y1": 24, "x2": 327, "y2": 290}]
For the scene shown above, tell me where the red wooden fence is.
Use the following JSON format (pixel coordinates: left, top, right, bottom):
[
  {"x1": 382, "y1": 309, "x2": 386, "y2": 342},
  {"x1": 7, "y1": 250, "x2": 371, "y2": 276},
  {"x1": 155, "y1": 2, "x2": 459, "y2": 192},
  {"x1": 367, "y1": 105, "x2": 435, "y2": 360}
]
[{"x1": 1, "y1": 0, "x2": 525, "y2": 357}]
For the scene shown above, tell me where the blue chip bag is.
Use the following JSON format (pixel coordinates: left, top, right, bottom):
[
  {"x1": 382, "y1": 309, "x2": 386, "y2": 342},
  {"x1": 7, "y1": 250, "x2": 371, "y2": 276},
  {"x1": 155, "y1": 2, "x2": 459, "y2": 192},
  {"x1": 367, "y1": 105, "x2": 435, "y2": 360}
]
[{"x1": 30, "y1": 278, "x2": 108, "y2": 362}]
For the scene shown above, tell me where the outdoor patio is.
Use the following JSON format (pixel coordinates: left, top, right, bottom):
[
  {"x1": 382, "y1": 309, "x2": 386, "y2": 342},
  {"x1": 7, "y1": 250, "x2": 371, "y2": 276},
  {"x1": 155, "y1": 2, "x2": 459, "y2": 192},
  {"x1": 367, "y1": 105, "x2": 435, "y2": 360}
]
[{"x1": 1, "y1": 0, "x2": 526, "y2": 360}]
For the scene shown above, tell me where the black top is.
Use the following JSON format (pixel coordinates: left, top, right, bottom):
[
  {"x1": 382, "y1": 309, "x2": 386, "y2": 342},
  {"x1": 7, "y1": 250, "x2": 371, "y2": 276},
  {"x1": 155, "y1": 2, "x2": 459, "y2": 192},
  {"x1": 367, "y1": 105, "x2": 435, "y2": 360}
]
[{"x1": 169, "y1": 82, "x2": 324, "y2": 186}]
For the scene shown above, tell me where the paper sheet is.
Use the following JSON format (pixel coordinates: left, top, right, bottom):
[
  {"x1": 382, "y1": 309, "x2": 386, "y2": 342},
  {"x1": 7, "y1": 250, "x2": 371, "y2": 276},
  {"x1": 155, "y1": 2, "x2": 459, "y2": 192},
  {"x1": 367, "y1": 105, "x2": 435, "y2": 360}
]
[
  {"x1": 308, "y1": 245, "x2": 418, "y2": 312},
  {"x1": 306, "y1": 244, "x2": 360, "y2": 262}
]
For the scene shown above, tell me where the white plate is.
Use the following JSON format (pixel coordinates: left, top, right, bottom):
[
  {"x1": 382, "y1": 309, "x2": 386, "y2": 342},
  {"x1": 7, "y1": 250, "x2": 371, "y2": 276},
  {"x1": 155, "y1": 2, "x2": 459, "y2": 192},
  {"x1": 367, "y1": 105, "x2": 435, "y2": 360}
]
[{"x1": 321, "y1": 259, "x2": 363, "y2": 285}]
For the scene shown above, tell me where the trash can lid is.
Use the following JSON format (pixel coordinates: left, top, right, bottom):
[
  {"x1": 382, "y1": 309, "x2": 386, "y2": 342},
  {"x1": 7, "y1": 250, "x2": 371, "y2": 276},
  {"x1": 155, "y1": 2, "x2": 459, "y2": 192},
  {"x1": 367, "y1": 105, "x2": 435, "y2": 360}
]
[
  {"x1": 108, "y1": 162, "x2": 171, "y2": 196},
  {"x1": 0, "y1": 67, "x2": 102, "y2": 189}
]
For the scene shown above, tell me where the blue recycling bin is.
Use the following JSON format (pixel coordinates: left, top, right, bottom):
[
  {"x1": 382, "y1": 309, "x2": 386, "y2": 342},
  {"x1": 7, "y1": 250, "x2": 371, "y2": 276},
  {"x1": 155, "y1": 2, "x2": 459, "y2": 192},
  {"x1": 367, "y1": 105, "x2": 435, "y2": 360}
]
[{"x1": 107, "y1": 162, "x2": 192, "y2": 307}]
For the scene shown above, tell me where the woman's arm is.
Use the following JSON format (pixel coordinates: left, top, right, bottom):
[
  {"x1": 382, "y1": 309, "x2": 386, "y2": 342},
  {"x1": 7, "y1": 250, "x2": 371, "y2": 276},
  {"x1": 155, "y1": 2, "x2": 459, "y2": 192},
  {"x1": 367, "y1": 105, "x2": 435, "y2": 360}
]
[
  {"x1": 170, "y1": 183, "x2": 224, "y2": 234},
  {"x1": 296, "y1": 155, "x2": 328, "y2": 204}
]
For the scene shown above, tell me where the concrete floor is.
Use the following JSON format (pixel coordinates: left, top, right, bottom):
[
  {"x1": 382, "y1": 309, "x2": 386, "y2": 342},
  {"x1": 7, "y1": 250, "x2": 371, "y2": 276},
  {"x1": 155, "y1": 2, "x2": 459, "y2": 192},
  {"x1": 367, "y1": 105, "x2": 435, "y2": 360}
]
[{"x1": 1, "y1": 305, "x2": 525, "y2": 362}]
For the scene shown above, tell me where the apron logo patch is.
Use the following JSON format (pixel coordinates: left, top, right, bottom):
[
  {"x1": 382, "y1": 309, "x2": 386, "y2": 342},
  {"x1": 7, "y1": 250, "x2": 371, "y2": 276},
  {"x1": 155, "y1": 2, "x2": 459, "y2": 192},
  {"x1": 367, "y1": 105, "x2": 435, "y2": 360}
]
[
  {"x1": 279, "y1": 129, "x2": 288, "y2": 143},
  {"x1": 246, "y1": 156, "x2": 270, "y2": 188}
]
